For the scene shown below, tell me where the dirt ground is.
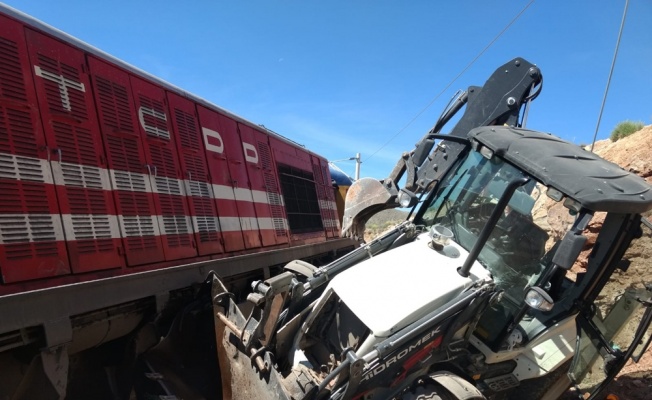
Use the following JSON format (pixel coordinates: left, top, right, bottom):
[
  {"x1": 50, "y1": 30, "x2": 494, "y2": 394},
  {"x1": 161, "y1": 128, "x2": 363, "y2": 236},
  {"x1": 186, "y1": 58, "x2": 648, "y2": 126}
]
[{"x1": 607, "y1": 358, "x2": 652, "y2": 400}]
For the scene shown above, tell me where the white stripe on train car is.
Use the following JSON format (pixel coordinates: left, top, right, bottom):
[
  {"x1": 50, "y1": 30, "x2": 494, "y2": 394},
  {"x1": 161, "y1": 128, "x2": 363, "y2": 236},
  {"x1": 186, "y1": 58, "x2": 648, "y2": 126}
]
[
  {"x1": 323, "y1": 219, "x2": 341, "y2": 229},
  {"x1": 0, "y1": 214, "x2": 66, "y2": 244},
  {"x1": 251, "y1": 189, "x2": 269, "y2": 204},
  {"x1": 212, "y1": 184, "x2": 278, "y2": 205},
  {"x1": 61, "y1": 214, "x2": 121, "y2": 240},
  {"x1": 156, "y1": 215, "x2": 194, "y2": 235},
  {"x1": 185, "y1": 180, "x2": 213, "y2": 198},
  {"x1": 151, "y1": 176, "x2": 186, "y2": 196},
  {"x1": 218, "y1": 217, "x2": 250, "y2": 232},
  {"x1": 1, "y1": 211, "x2": 307, "y2": 244},
  {"x1": 0, "y1": 152, "x2": 325, "y2": 244},
  {"x1": 0, "y1": 153, "x2": 54, "y2": 184},
  {"x1": 51, "y1": 161, "x2": 112, "y2": 190},
  {"x1": 266, "y1": 192, "x2": 285, "y2": 207},
  {"x1": 238, "y1": 216, "x2": 260, "y2": 231},
  {"x1": 191, "y1": 216, "x2": 221, "y2": 232},
  {"x1": 117, "y1": 215, "x2": 161, "y2": 237},
  {"x1": 256, "y1": 218, "x2": 276, "y2": 230},
  {"x1": 216, "y1": 217, "x2": 282, "y2": 233},
  {"x1": 0, "y1": 152, "x2": 286, "y2": 207},
  {"x1": 211, "y1": 185, "x2": 236, "y2": 201},
  {"x1": 318, "y1": 200, "x2": 338, "y2": 211},
  {"x1": 110, "y1": 169, "x2": 153, "y2": 193},
  {"x1": 234, "y1": 187, "x2": 255, "y2": 202}
]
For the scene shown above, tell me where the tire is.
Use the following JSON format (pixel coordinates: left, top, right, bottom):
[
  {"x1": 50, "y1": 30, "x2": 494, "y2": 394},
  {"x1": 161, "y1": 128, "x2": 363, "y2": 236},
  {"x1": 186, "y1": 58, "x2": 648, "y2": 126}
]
[{"x1": 403, "y1": 382, "x2": 455, "y2": 400}]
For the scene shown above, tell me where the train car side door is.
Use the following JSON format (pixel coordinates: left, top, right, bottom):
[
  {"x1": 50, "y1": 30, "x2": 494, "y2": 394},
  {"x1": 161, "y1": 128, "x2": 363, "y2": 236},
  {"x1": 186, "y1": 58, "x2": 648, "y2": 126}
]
[
  {"x1": 0, "y1": 16, "x2": 70, "y2": 282},
  {"x1": 26, "y1": 29, "x2": 123, "y2": 273},
  {"x1": 237, "y1": 123, "x2": 278, "y2": 247},
  {"x1": 220, "y1": 119, "x2": 261, "y2": 250},
  {"x1": 129, "y1": 77, "x2": 196, "y2": 261},
  {"x1": 196, "y1": 106, "x2": 246, "y2": 252},
  {"x1": 87, "y1": 56, "x2": 165, "y2": 266},
  {"x1": 167, "y1": 93, "x2": 224, "y2": 256}
]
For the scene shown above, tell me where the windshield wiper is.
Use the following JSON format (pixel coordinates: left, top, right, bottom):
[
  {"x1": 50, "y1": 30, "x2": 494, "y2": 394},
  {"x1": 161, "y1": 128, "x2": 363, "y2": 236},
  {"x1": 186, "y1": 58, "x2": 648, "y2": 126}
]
[{"x1": 458, "y1": 177, "x2": 530, "y2": 278}]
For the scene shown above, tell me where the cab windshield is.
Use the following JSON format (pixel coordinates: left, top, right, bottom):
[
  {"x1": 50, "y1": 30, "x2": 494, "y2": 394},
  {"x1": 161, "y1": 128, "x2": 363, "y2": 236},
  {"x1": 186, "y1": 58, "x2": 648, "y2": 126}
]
[{"x1": 417, "y1": 150, "x2": 550, "y2": 324}]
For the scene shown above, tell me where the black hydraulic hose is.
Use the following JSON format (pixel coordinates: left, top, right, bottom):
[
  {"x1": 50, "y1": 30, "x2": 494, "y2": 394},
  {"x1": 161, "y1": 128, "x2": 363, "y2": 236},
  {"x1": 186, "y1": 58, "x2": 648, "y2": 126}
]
[
  {"x1": 458, "y1": 177, "x2": 529, "y2": 278},
  {"x1": 432, "y1": 91, "x2": 468, "y2": 134},
  {"x1": 305, "y1": 222, "x2": 411, "y2": 291},
  {"x1": 316, "y1": 357, "x2": 352, "y2": 397},
  {"x1": 423, "y1": 134, "x2": 470, "y2": 145},
  {"x1": 412, "y1": 93, "x2": 469, "y2": 167}
]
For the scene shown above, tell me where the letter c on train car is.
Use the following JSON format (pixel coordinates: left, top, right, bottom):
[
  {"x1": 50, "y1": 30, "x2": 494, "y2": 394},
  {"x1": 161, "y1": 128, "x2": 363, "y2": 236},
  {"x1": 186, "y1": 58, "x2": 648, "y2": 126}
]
[{"x1": 202, "y1": 127, "x2": 224, "y2": 154}]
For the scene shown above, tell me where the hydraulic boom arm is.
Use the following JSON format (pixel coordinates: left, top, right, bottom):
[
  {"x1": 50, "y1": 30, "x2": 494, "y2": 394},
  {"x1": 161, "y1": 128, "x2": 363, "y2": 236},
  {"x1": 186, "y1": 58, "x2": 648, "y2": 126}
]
[{"x1": 342, "y1": 57, "x2": 542, "y2": 239}]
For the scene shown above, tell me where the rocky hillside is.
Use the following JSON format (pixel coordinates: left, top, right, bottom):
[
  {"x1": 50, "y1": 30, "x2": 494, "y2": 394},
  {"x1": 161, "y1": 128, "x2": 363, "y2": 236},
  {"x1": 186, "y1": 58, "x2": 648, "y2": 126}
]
[
  {"x1": 363, "y1": 209, "x2": 408, "y2": 242},
  {"x1": 592, "y1": 125, "x2": 652, "y2": 185}
]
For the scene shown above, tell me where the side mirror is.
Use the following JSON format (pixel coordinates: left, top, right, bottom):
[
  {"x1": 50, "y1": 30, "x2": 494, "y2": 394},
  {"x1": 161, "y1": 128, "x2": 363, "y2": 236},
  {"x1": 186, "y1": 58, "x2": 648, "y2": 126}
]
[
  {"x1": 398, "y1": 188, "x2": 418, "y2": 208},
  {"x1": 552, "y1": 231, "x2": 587, "y2": 270},
  {"x1": 525, "y1": 287, "x2": 554, "y2": 312}
]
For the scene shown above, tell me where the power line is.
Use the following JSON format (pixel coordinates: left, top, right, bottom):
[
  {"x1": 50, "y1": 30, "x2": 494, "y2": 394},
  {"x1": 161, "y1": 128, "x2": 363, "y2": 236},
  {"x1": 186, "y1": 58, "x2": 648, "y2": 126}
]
[
  {"x1": 590, "y1": 0, "x2": 629, "y2": 152},
  {"x1": 364, "y1": 0, "x2": 536, "y2": 163}
]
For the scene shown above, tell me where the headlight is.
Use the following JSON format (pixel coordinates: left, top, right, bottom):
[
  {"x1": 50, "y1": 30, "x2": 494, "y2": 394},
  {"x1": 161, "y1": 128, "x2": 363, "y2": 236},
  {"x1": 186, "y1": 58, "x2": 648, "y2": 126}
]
[
  {"x1": 398, "y1": 189, "x2": 417, "y2": 208},
  {"x1": 524, "y1": 287, "x2": 554, "y2": 312},
  {"x1": 479, "y1": 145, "x2": 494, "y2": 160},
  {"x1": 429, "y1": 224, "x2": 453, "y2": 249}
]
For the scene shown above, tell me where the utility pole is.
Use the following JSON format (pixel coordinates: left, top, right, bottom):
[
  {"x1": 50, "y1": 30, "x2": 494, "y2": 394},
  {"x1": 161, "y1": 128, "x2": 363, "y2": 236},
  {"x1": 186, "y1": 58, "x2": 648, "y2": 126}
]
[
  {"x1": 354, "y1": 153, "x2": 361, "y2": 181},
  {"x1": 331, "y1": 153, "x2": 362, "y2": 181}
]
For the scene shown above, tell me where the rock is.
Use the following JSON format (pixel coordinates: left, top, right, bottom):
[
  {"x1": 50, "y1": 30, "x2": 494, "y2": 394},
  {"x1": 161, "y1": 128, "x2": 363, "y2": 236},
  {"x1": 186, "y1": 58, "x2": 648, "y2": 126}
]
[{"x1": 591, "y1": 125, "x2": 652, "y2": 183}]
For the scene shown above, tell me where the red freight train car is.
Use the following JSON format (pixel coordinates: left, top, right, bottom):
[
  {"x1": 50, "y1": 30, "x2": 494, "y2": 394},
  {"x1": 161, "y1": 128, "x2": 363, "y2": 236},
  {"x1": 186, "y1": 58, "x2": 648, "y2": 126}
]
[
  {"x1": 0, "y1": 5, "x2": 347, "y2": 293},
  {"x1": 0, "y1": 5, "x2": 355, "y2": 398}
]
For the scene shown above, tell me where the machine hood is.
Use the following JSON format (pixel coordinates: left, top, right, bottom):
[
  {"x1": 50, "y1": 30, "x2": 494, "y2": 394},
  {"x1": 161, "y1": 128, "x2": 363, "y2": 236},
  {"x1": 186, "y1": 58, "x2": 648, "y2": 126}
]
[{"x1": 328, "y1": 232, "x2": 491, "y2": 338}]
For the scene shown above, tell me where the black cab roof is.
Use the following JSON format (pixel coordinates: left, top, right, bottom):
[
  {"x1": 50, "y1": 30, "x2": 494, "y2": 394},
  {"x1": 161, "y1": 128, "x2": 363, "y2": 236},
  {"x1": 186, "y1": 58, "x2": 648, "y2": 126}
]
[{"x1": 469, "y1": 126, "x2": 652, "y2": 214}]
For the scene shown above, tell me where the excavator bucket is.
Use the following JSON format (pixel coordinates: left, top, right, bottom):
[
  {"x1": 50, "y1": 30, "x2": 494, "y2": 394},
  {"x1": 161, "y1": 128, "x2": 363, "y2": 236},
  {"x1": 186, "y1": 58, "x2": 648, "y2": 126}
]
[
  {"x1": 211, "y1": 274, "x2": 292, "y2": 400},
  {"x1": 341, "y1": 177, "x2": 397, "y2": 240}
]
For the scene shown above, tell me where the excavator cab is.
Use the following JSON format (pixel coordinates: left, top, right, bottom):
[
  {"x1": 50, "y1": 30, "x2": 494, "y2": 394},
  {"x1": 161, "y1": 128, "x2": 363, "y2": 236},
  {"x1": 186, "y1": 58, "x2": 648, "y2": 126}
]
[{"x1": 408, "y1": 125, "x2": 652, "y2": 399}]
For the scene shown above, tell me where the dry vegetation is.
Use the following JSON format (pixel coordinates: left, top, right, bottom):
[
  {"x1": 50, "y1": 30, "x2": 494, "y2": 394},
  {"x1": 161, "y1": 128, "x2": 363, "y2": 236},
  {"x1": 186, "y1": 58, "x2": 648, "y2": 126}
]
[{"x1": 363, "y1": 209, "x2": 409, "y2": 242}]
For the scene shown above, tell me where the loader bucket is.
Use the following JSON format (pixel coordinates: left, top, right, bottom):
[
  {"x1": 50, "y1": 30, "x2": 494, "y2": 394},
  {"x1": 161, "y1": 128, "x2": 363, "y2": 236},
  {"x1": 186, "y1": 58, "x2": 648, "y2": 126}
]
[
  {"x1": 341, "y1": 177, "x2": 396, "y2": 239},
  {"x1": 211, "y1": 275, "x2": 293, "y2": 400}
]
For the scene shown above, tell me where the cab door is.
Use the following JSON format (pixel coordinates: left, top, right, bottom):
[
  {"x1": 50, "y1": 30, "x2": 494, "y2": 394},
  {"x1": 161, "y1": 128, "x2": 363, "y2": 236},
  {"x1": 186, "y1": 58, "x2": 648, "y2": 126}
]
[{"x1": 569, "y1": 217, "x2": 652, "y2": 399}]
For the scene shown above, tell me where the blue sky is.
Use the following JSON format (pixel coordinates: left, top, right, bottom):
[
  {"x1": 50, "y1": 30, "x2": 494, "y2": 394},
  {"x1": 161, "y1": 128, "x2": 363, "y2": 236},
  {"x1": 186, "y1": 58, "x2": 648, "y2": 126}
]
[{"x1": 4, "y1": 0, "x2": 650, "y2": 180}]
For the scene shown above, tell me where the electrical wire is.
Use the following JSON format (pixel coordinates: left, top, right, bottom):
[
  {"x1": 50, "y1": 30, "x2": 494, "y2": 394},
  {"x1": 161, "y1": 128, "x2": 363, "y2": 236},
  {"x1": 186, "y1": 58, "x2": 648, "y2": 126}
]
[
  {"x1": 590, "y1": 0, "x2": 629, "y2": 152},
  {"x1": 364, "y1": 0, "x2": 536, "y2": 163}
]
